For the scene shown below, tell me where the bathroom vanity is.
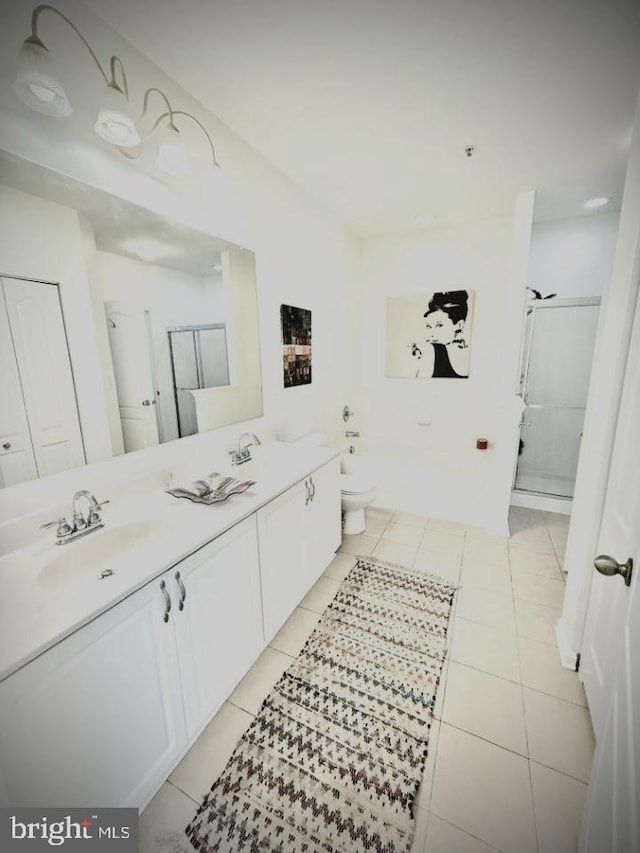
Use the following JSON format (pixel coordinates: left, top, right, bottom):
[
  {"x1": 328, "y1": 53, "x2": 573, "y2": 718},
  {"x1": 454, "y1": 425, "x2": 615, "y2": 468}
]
[{"x1": 0, "y1": 442, "x2": 341, "y2": 810}]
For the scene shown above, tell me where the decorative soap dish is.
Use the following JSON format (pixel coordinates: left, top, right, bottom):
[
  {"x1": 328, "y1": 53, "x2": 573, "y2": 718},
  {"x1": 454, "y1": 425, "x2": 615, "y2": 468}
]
[{"x1": 166, "y1": 473, "x2": 256, "y2": 505}]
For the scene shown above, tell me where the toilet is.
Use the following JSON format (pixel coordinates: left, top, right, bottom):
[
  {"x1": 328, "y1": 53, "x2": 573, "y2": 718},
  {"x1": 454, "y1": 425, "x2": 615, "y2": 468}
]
[
  {"x1": 290, "y1": 432, "x2": 377, "y2": 535},
  {"x1": 340, "y1": 468, "x2": 377, "y2": 535}
]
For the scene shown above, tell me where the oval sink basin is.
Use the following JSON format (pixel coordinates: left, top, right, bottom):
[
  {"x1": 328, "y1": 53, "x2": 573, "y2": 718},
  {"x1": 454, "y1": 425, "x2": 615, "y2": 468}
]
[{"x1": 38, "y1": 519, "x2": 174, "y2": 592}]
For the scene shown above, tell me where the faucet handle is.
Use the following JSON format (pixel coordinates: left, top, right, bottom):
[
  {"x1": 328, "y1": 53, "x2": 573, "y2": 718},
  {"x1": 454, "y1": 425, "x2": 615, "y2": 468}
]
[
  {"x1": 87, "y1": 499, "x2": 109, "y2": 526},
  {"x1": 41, "y1": 517, "x2": 73, "y2": 537}
]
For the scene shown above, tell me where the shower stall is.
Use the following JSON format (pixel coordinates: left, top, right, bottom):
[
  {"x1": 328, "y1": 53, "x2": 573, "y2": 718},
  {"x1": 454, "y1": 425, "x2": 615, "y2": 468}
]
[
  {"x1": 168, "y1": 324, "x2": 230, "y2": 438},
  {"x1": 514, "y1": 297, "x2": 601, "y2": 501}
]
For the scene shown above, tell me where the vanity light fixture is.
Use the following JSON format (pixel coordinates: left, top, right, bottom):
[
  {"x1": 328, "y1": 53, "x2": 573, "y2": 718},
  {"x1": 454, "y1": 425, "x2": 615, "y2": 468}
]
[
  {"x1": 584, "y1": 196, "x2": 611, "y2": 209},
  {"x1": 13, "y1": 4, "x2": 220, "y2": 178}
]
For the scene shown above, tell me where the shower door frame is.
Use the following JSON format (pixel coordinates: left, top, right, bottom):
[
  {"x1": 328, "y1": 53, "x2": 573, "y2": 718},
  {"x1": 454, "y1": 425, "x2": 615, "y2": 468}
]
[{"x1": 514, "y1": 296, "x2": 601, "y2": 498}]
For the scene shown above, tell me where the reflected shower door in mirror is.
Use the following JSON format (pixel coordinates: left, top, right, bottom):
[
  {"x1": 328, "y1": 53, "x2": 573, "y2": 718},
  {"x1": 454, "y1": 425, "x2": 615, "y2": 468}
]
[
  {"x1": 168, "y1": 325, "x2": 230, "y2": 438},
  {"x1": 0, "y1": 150, "x2": 263, "y2": 487}
]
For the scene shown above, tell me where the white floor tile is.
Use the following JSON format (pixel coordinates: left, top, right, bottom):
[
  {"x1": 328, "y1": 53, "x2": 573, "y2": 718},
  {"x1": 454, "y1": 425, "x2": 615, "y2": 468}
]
[
  {"x1": 372, "y1": 538, "x2": 417, "y2": 566},
  {"x1": 523, "y1": 688, "x2": 595, "y2": 782},
  {"x1": 269, "y1": 606, "x2": 321, "y2": 657},
  {"x1": 518, "y1": 636, "x2": 588, "y2": 706},
  {"x1": 425, "y1": 814, "x2": 501, "y2": 852},
  {"x1": 362, "y1": 515, "x2": 391, "y2": 538},
  {"x1": 463, "y1": 539, "x2": 510, "y2": 567},
  {"x1": 430, "y1": 724, "x2": 537, "y2": 853},
  {"x1": 299, "y1": 576, "x2": 342, "y2": 614},
  {"x1": 455, "y1": 586, "x2": 517, "y2": 633},
  {"x1": 420, "y1": 530, "x2": 465, "y2": 558},
  {"x1": 509, "y1": 526, "x2": 555, "y2": 554},
  {"x1": 459, "y1": 557, "x2": 512, "y2": 595},
  {"x1": 412, "y1": 549, "x2": 462, "y2": 584},
  {"x1": 449, "y1": 618, "x2": 521, "y2": 682},
  {"x1": 514, "y1": 598, "x2": 562, "y2": 646},
  {"x1": 322, "y1": 552, "x2": 356, "y2": 582},
  {"x1": 140, "y1": 782, "x2": 198, "y2": 853},
  {"x1": 510, "y1": 547, "x2": 562, "y2": 580},
  {"x1": 512, "y1": 573, "x2": 565, "y2": 608},
  {"x1": 410, "y1": 804, "x2": 430, "y2": 853},
  {"x1": 441, "y1": 662, "x2": 527, "y2": 755},
  {"x1": 382, "y1": 521, "x2": 425, "y2": 547},
  {"x1": 367, "y1": 506, "x2": 394, "y2": 520},
  {"x1": 530, "y1": 761, "x2": 588, "y2": 853},
  {"x1": 169, "y1": 702, "x2": 253, "y2": 802},
  {"x1": 227, "y1": 646, "x2": 291, "y2": 715},
  {"x1": 338, "y1": 531, "x2": 378, "y2": 556}
]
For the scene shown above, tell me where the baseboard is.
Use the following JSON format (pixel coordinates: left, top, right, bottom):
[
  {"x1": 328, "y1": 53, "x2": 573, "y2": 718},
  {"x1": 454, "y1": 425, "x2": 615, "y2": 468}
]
[
  {"x1": 511, "y1": 490, "x2": 572, "y2": 515},
  {"x1": 555, "y1": 616, "x2": 579, "y2": 671}
]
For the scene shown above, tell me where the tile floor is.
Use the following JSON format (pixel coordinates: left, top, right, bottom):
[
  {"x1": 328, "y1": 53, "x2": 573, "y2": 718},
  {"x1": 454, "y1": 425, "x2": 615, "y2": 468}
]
[{"x1": 140, "y1": 506, "x2": 594, "y2": 853}]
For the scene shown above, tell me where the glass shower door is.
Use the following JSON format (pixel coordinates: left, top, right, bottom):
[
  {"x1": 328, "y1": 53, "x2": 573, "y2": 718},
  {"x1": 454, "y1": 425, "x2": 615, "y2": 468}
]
[{"x1": 515, "y1": 299, "x2": 600, "y2": 498}]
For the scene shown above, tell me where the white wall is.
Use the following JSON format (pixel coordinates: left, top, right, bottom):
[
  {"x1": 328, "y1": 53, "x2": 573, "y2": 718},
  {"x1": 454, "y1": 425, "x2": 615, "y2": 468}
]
[
  {"x1": 357, "y1": 216, "x2": 521, "y2": 530},
  {"x1": 528, "y1": 212, "x2": 620, "y2": 299}
]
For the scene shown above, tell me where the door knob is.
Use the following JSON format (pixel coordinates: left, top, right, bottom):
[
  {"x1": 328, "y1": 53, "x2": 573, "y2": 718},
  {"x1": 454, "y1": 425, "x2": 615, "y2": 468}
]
[
  {"x1": 142, "y1": 399, "x2": 157, "y2": 406},
  {"x1": 594, "y1": 554, "x2": 633, "y2": 587}
]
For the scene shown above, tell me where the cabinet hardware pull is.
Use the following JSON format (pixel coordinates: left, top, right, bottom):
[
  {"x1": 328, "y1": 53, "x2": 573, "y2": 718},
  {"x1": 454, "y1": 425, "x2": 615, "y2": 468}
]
[
  {"x1": 310, "y1": 477, "x2": 316, "y2": 501},
  {"x1": 2, "y1": 442, "x2": 10, "y2": 450},
  {"x1": 304, "y1": 478, "x2": 310, "y2": 506},
  {"x1": 160, "y1": 580, "x2": 172, "y2": 622},
  {"x1": 175, "y1": 571, "x2": 187, "y2": 610}
]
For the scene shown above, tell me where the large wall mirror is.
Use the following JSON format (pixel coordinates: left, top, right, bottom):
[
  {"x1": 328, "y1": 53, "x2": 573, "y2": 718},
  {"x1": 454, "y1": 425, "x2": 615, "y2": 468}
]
[{"x1": 0, "y1": 150, "x2": 263, "y2": 488}]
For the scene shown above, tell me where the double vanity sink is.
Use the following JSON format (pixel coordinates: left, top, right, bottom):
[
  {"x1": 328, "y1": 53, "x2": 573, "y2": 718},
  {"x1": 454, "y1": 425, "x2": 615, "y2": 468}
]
[{"x1": 0, "y1": 440, "x2": 342, "y2": 810}]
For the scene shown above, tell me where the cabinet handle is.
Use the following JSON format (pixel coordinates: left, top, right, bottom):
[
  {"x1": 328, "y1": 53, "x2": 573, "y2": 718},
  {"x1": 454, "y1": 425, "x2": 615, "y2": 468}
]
[
  {"x1": 304, "y1": 478, "x2": 310, "y2": 506},
  {"x1": 310, "y1": 477, "x2": 316, "y2": 501},
  {"x1": 2, "y1": 442, "x2": 10, "y2": 450},
  {"x1": 160, "y1": 580, "x2": 172, "y2": 623},
  {"x1": 175, "y1": 570, "x2": 186, "y2": 610}
]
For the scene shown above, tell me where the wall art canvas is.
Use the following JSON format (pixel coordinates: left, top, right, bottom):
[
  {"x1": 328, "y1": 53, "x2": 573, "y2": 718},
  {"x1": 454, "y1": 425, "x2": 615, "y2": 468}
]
[
  {"x1": 386, "y1": 290, "x2": 474, "y2": 379},
  {"x1": 281, "y1": 304, "x2": 312, "y2": 387}
]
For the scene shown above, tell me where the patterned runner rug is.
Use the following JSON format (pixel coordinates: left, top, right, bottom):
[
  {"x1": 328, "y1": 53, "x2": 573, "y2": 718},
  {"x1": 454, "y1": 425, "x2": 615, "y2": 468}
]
[{"x1": 186, "y1": 555, "x2": 456, "y2": 853}]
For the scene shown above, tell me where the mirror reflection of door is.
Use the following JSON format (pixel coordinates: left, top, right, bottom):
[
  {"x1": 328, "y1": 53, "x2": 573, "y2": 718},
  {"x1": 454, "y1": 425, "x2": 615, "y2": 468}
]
[
  {"x1": 0, "y1": 277, "x2": 85, "y2": 486},
  {"x1": 168, "y1": 325, "x2": 230, "y2": 438},
  {"x1": 105, "y1": 302, "x2": 162, "y2": 452}
]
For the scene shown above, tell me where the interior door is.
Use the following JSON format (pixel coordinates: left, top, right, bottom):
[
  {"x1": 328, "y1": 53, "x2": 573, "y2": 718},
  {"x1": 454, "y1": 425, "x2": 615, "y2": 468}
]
[
  {"x1": 579, "y1": 287, "x2": 640, "y2": 852},
  {"x1": 105, "y1": 301, "x2": 160, "y2": 452},
  {"x1": 2, "y1": 277, "x2": 85, "y2": 478},
  {"x1": 0, "y1": 283, "x2": 38, "y2": 486}
]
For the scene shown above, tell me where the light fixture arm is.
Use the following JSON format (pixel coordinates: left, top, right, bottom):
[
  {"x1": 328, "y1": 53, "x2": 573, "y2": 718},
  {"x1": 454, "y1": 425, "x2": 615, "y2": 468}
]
[
  {"x1": 152, "y1": 109, "x2": 220, "y2": 167},
  {"x1": 140, "y1": 86, "x2": 179, "y2": 128},
  {"x1": 30, "y1": 4, "x2": 128, "y2": 93}
]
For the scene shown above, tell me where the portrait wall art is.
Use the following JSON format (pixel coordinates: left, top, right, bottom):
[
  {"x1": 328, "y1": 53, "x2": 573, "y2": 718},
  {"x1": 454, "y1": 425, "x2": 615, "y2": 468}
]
[
  {"x1": 385, "y1": 290, "x2": 475, "y2": 379},
  {"x1": 281, "y1": 304, "x2": 312, "y2": 387}
]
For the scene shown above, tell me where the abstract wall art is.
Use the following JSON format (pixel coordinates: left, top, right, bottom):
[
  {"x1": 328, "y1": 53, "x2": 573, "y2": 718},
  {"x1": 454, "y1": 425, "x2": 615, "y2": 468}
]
[
  {"x1": 281, "y1": 304, "x2": 312, "y2": 387},
  {"x1": 386, "y1": 290, "x2": 475, "y2": 379}
]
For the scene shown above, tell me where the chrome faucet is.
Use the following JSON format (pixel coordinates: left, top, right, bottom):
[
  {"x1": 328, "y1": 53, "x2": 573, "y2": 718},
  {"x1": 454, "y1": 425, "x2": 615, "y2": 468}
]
[
  {"x1": 41, "y1": 491, "x2": 109, "y2": 545},
  {"x1": 230, "y1": 432, "x2": 261, "y2": 465}
]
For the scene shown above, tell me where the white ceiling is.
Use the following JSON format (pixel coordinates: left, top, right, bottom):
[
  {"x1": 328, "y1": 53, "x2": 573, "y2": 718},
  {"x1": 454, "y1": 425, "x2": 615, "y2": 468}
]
[{"x1": 79, "y1": 1, "x2": 640, "y2": 235}]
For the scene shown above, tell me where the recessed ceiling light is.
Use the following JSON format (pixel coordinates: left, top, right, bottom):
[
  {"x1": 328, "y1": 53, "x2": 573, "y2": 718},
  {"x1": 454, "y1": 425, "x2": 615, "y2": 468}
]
[{"x1": 584, "y1": 196, "x2": 611, "y2": 209}]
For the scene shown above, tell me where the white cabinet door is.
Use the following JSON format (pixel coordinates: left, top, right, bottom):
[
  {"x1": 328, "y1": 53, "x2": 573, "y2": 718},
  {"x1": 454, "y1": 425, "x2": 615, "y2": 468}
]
[
  {"x1": 172, "y1": 516, "x2": 264, "y2": 739},
  {"x1": 306, "y1": 458, "x2": 341, "y2": 583},
  {"x1": 258, "y1": 459, "x2": 341, "y2": 641},
  {"x1": 2, "y1": 278, "x2": 85, "y2": 478},
  {"x1": 0, "y1": 577, "x2": 186, "y2": 809},
  {"x1": 0, "y1": 286, "x2": 37, "y2": 486},
  {"x1": 257, "y1": 479, "x2": 309, "y2": 641}
]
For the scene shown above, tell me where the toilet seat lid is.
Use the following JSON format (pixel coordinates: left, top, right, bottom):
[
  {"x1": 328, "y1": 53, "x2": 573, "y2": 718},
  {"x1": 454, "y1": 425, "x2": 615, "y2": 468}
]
[{"x1": 341, "y1": 474, "x2": 375, "y2": 495}]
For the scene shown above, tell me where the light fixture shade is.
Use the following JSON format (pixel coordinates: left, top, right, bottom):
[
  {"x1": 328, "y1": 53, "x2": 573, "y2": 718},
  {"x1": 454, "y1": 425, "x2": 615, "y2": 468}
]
[
  {"x1": 154, "y1": 123, "x2": 191, "y2": 177},
  {"x1": 94, "y1": 82, "x2": 141, "y2": 147},
  {"x1": 13, "y1": 37, "x2": 72, "y2": 117}
]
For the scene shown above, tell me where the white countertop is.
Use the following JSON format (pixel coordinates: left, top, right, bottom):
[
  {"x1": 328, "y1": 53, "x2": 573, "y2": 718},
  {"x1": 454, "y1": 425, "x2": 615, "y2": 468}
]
[{"x1": 0, "y1": 442, "x2": 340, "y2": 682}]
